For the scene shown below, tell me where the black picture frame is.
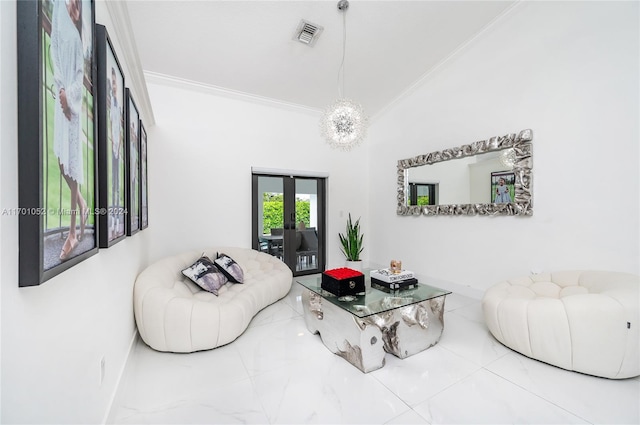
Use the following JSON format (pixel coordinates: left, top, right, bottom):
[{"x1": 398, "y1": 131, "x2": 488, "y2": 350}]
[
  {"x1": 17, "y1": 0, "x2": 98, "y2": 287},
  {"x1": 491, "y1": 171, "x2": 516, "y2": 204},
  {"x1": 96, "y1": 24, "x2": 126, "y2": 247},
  {"x1": 140, "y1": 122, "x2": 149, "y2": 230},
  {"x1": 125, "y1": 88, "x2": 140, "y2": 236}
]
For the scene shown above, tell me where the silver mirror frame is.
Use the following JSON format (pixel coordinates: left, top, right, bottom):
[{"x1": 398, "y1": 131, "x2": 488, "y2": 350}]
[{"x1": 397, "y1": 129, "x2": 533, "y2": 216}]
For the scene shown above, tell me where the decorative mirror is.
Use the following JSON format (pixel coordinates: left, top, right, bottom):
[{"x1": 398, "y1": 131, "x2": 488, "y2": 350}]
[{"x1": 397, "y1": 129, "x2": 533, "y2": 216}]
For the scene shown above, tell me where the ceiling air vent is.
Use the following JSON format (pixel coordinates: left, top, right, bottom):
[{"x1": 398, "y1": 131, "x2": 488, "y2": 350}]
[{"x1": 293, "y1": 19, "x2": 324, "y2": 47}]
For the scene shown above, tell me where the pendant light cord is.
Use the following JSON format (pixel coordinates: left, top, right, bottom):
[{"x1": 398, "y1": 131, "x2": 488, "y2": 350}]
[{"x1": 337, "y1": 9, "x2": 347, "y2": 98}]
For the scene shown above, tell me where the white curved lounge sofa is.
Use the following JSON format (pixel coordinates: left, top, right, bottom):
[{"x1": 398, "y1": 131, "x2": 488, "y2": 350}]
[
  {"x1": 134, "y1": 247, "x2": 293, "y2": 353},
  {"x1": 482, "y1": 270, "x2": 639, "y2": 379}
]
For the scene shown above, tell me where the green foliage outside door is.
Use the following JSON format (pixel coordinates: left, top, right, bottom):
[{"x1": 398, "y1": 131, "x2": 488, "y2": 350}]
[{"x1": 262, "y1": 193, "x2": 310, "y2": 234}]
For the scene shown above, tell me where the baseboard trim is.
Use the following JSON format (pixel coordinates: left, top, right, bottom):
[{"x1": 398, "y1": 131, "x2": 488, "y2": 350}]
[
  {"x1": 102, "y1": 329, "x2": 139, "y2": 425},
  {"x1": 434, "y1": 279, "x2": 484, "y2": 300}
]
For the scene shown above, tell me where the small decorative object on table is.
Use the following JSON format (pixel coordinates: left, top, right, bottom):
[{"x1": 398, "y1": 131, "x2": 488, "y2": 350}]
[
  {"x1": 370, "y1": 268, "x2": 417, "y2": 293},
  {"x1": 371, "y1": 268, "x2": 414, "y2": 283},
  {"x1": 390, "y1": 260, "x2": 402, "y2": 274},
  {"x1": 321, "y1": 267, "x2": 365, "y2": 297}
]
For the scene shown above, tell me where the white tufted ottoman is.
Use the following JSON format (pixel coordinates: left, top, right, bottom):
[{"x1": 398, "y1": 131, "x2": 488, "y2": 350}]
[
  {"x1": 134, "y1": 247, "x2": 292, "y2": 353},
  {"x1": 482, "y1": 270, "x2": 639, "y2": 379}
]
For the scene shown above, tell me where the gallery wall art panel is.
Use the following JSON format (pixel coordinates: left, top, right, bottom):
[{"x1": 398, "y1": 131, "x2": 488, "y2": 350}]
[
  {"x1": 96, "y1": 24, "x2": 126, "y2": 247},
  {"x1": 17, "y1": 0, "x2": 98, "y2": 287},
  {"x1": 139, "y1": 122, "x2": 148, "y2": 230},
  {"x1": 125, "y1": 88, "x2": 140, "y2": 236}
]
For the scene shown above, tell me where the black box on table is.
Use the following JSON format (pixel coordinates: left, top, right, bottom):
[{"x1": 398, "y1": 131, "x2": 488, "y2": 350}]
[
  {"x1": 321, "y1": 268, "x2": 365, "y2": 296},
  {"x1": 371, "y1": 277, "x2": 418, "y2": 293}
]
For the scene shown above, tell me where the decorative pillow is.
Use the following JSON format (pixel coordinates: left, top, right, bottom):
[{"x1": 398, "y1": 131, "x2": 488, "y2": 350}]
[
  {"x1": 214, "y1": 253, "x2": 244, "y2": 283},
  {"x1": 181, "y1": 255, "x2": 228, "y2": 295}
]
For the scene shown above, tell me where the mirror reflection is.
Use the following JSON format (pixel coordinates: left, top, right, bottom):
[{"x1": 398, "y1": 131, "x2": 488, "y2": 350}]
[
  {"x1": 407, "y1": 149, "x2": 516, "y2": 206},
  {"x1": 397, "y1": 129, "x2": 533, "y2": 216}
]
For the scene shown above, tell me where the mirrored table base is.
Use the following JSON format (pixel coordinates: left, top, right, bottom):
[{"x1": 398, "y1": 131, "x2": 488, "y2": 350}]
[{"x1": 301, "y1": 289, "x2": 447, "y2": 373}]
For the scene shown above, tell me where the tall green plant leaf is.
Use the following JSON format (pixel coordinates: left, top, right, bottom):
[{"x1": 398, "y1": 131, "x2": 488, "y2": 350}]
[{"x1": 339, "y1": 213, "x2": 364, "y2": 261}]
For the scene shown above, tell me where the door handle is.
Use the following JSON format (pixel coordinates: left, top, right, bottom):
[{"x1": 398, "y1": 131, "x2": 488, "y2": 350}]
[{"x1": 284, "y1": 213, "x2": 296, "y2": 230}]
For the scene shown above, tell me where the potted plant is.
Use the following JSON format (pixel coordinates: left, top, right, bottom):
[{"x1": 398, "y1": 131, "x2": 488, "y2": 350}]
[{"x1": 339, "y1": 213, "x2": 364, "y2": 271}]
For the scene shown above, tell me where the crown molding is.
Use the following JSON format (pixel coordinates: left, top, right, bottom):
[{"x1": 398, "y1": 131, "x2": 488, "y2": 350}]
[
  {"x1": 144, "y1": 71, "x2": 323, "y2": 117},
  {"x1": 103, "y1": 1, "x2": 155, "y2": 126}
]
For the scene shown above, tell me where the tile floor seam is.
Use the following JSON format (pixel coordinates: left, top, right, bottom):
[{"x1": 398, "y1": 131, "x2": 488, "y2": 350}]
[
  {"x1": 247, "y1": 302, "x2": 301, "y2": 329},
  {"x1": 383, "y1": 406, "x2": 431, "y2": 425},
  {"x1": 481, "y1": 366, "x2": 594, "y2": 424},
  {"x1": 370, "y1": 370, "x2": 418, "y2": 415},
  {"x1": 235, "y1": 334, "x2": 257, "y2": 381},
  {"x1": 246, "y1": 373, "x2": 279, "y2": 425},
  {"x1": 436, "y1": 336, "x2": 503, "y2": 369}
]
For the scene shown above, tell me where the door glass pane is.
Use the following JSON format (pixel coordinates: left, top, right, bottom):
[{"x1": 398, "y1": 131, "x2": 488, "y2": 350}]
[
  {"x1": 410, "y1": 183, "x2": 436, "y2": 206},
  {"x1": 295, "y1": 179, "x2": 319, "y2": 272},
  {"x1": 416, "y1": 185, "x2": 430, "y2": 205},
  {"x1": 257, "y1": 176, "x2": 284, "y2": 259}
]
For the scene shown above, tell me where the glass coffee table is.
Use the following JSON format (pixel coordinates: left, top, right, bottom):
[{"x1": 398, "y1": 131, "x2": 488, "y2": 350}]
[{"x1": 297, "y1": 271, "x2": 451, "y2": 373}]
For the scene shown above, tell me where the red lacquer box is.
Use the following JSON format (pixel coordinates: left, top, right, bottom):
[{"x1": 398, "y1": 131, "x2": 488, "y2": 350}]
[{"x1": 321, "y1": 267, "x2": 365, "y2": 296}]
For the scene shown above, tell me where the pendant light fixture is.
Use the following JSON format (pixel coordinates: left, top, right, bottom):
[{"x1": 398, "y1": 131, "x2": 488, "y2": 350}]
[
  {"x1": 499, "y1": 148, "x2": 517, "y2": 169},
  {"x1": 320, "y1": 0, "x2": 368, "y2": 150}
]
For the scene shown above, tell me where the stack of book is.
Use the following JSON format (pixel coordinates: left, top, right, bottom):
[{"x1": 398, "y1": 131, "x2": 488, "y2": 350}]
[{"x1": 370, "y1": 268, "x2": 418, "y2": 292}]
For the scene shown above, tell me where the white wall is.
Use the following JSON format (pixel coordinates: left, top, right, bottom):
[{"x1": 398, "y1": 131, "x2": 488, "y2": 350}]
[
  {"x1": 368, "y1": 0, "x2": 639, "y2": 296},
  {"x1": 1, "y1": 2, "x2": 151, "y2": 423},
  {"x1": 0, "y1": 0, "x2": 5, "y2": 417},
  {"x1": 144, "y1": 75, "x2": 369, "y2": 268}
]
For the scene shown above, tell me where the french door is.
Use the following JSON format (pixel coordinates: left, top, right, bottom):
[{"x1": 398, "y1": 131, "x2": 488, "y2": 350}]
[{"x1": 252, "y1": 173, "x2": 326, "y2": 276}]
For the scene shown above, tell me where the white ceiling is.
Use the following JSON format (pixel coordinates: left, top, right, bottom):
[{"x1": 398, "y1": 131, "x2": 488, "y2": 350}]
[{"x1": 125, "y1": 1, "x2": 516, "y2": 117}]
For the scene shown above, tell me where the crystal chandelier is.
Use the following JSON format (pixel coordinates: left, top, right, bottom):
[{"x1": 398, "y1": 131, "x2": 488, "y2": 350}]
[
  {"x1": 320, "y1": 0, "x2": 368, "y2": 150},
  {"x1": 499, "y1": 148, "x2": 516, "y2": 169}
]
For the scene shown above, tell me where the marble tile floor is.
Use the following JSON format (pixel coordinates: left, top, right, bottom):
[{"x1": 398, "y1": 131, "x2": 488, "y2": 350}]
[{"x1": 108, "y1": 283, "x2": 640, "y2": 425}]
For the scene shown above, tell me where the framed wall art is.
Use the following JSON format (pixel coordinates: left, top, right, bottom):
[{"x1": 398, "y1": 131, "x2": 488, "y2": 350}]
[
  {"x1": 17, "y1": 0, "x2": 98, "y2": 287},
  {"x1": 140, "y1": 122, "x2": 149, "y2": 230},
  {"x1": 125, "y1": 88, "x2": 140, "y2": 236},
  {"x1": 96, "y1": 24, "x2": 126, "y2": 247},
  {"x1": 491, "y1": 171, "x2": 516, "y2": 204}
]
